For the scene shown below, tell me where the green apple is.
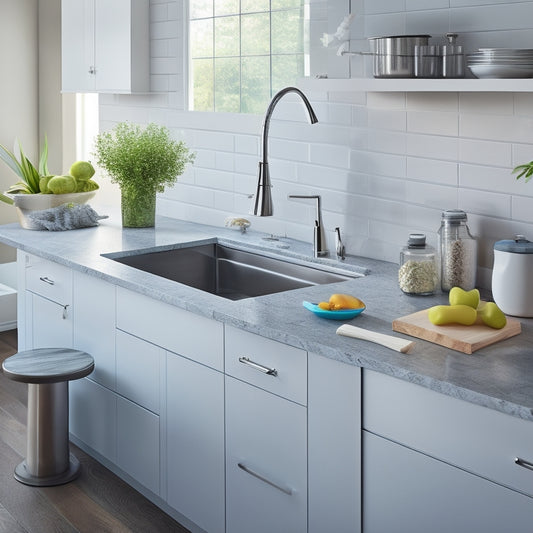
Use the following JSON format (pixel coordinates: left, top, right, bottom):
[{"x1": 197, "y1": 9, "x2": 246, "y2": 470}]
[
  {"x1": 39, "y1": 175, "x2": 54, "y2": 194},
  {"x1": 478, "y1": 302, "x2": 507, "y2": 329},
  {"x1": 449, "y1": 287, "x2": 480, "y2": 309},
  {"x1": 70, "y1": 161, "x2": 95, "y2": 181},
  {"x1": 48, "y1": 175, "x2": 77, "y2": 194}
]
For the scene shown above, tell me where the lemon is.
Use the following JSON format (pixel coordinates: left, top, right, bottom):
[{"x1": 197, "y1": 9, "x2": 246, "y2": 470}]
[
  {"x1": 70, "y1": 161, "x2": 95, "y2": 181},
  {"x1": 328, "y1": 294, "x2": 365, "y2": 310}
]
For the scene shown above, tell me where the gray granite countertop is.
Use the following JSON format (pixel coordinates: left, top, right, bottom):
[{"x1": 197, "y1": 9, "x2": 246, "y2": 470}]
[{"x1": 1, "y1": 212, "x2": 532, "y2": 421}]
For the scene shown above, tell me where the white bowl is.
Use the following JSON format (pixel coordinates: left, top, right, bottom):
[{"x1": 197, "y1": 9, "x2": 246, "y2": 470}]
[{"x1": 7, "y1": 191, "x2": 97, "y2": 229}]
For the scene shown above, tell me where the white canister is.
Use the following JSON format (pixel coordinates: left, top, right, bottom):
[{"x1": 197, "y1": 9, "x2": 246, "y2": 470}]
[{"x1": 492, "y1": 235, "x2": 533, "y2": 317}]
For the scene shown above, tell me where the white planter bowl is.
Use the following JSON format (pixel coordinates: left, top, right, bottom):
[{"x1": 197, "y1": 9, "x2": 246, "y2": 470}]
[{"x1": 8, "y1": 191, "x2": 97, "y2": 229}]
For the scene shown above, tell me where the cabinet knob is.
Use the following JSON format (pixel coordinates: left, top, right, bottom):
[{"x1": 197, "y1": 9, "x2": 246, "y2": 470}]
[{"x1": 88, "y1": 66, "x2": 96, "y2": 75}]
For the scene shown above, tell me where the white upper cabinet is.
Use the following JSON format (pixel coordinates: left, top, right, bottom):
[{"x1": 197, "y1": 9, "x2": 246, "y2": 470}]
[{"x1": 61, "y1": 0, "x2": 149, "y2": 93}]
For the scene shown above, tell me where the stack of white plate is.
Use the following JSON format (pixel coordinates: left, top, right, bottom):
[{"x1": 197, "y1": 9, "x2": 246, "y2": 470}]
[{"x1": 467, "y1": 48, "x2": 533, "y2": 78}]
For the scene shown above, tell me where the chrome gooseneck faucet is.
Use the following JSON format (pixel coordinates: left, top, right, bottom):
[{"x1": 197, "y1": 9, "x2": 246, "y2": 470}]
[{"x1": 252, "y1": 87, "x2": 319, "y2": 217}]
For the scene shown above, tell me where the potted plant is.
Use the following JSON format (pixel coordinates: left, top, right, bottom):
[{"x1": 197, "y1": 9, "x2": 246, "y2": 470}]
[
  {"x1": 0, "y1": 138, "x2": 99, "y2": 228},
  {"x1": 513, "y1": 160, "x2": 533, "y2": 182},
  {"x1": 93, "y1": 122, "x2": 195, "y2": 228}
]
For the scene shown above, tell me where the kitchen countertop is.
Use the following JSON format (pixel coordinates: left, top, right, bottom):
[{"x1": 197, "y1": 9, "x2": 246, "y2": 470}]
[{"x1": 1, "y1": 213, "x2": 532, "y2": 421}]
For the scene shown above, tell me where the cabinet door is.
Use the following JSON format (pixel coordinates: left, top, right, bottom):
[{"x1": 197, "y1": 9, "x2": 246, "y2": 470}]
[
  {"x1": 308, "y1": 353, "x2": 361, "y2": 533},
  {"x1": 117, "y1": 396, "x2": 159, "y2": 496},
  {"x1": 30, "y1": 293, "x2": 72, "y2": 349},
  {"x1": 363, "y1": 431, "x2": 533, "y2": 533},
  {"x1": 225, "y1": 376, "x2": 307, "y2": 533},
  {"x1": 166, "y1": 351, "x2": 225, "y2": 533},
  {"x1": 69, "y1": 377, "x2": 117, "y2": 463},
  {"x1": 61, "y1": 0, "x2": 95, "y2": 92},
  {"x1": 73, "y1": 271, "x2": 116, "y2": 390},
  {"x1": 116, "y1": 330, "x2": 161, "y2": 413}
]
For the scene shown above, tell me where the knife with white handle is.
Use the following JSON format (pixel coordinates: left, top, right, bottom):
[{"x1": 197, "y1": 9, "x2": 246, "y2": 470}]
[{"x1": 336, "y1": 324, "x2": 414, "y2": 353}]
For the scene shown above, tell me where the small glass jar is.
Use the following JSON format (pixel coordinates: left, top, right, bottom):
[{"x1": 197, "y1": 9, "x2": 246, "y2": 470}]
[
  {"x1": 438, "y1": 209, "x2": 477, "y2": 291},
  {"x1": 399, "y1": 233, "x2": 439, "y2": 295}
]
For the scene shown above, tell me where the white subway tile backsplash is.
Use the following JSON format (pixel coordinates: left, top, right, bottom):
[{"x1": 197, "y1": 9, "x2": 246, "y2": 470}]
[
  {"x1": 407, "y1": 157, "x2": 458, "y2": 186},
  {"x1": 368, "y1": 108, "x2": 406, "y2": 131},
  {"x1": 407, "y1": 110, "x2": 458, "y2": 136},
  {"x1": 97, "y1": 0, "x2": 533, "y2": 288},
  {"x1": 458, "y1": 187, "x2": 511, "y2": 218},
  {"x1": 406, "y1": 133, "x2": 458, "y2": 160},
  {"x1": 460, "y1": 113, "x2": 533, "y2": 143},
  {"x1": 406, "y1": 0, "x2": 450, "y2": 10},
  {"x1": 512, "y1": 195, "x2": 533, "y2": 223},
  {"x1": 459, "y1": 93, "x2": 513, "y2": 115},
  {"x1": 310, "y1": 143, "x2": 351, "y2": 168},
  {"x1": 234, "y1": 135, "x2": 259, "y2": 155},
  {"x1": 406, "y1": 93, "x2": 458, "y2": 112},
  {"x1": 459, "y1": 139, "x2": 512, "y2": 166}
]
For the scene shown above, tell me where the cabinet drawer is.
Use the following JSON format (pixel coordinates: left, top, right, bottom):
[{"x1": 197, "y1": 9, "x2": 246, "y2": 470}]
[
  {"x1": 363, "y1": 369, "x2": 533, "y2": 498},
  {"x1": 116, "y1": 287, "x2": 223, "y2": 371},
  {"x1": 26, "y1": 254, "x2": 72, "y2": 304},
  {"x1": 225, "y1": 326, "x2": 307, "y2": 405}
]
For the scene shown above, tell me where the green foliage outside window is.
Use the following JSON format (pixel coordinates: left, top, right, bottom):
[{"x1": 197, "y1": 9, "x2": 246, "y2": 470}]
[{"x1": 189, "y1": 0, "x2": 305, "y2": 114}]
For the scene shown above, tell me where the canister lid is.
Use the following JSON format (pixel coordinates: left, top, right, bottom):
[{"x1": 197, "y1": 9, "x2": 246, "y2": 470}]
[
  {"x1": 407, "y1": 233, "x2": 426, "y2": 247},
  {"x1": 494, "y1": 235, "x2": 533, "y2": 254},
  {"x1": 441, "y1": 209, "x2": 467, "y2": 223}
]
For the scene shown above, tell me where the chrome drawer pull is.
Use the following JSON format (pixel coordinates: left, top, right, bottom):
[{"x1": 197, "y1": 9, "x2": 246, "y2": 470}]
[
  {"x1": 39, "y1": 276, "x2": 55, "y2": 285},
  {"x1": 515, "y1": 457, "x2": 533, "y2": 471},
  {"x1": 237, "y1": 463, "x2": 292, "y2": 495},
  {"x1": 238, "y1": 356, "x2": 277, "y2": 376}
]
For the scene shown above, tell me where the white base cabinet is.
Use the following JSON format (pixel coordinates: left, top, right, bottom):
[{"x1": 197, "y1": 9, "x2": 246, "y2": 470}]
[
  {"x1": 69, "y1": 376, "x2": 117, "y2": 463},
  {"x1": 225, "y1": 376, "x2": 307, "y2": 533},
  {"x1": 166, "y1": 351, "x2": 225, "y2": 533},
  {"x1": 363, "y1": 369, "x2": 533, "y2": 532},
  {"x1": 363, "y1": 431, "x2": 533, "y2": 533}
]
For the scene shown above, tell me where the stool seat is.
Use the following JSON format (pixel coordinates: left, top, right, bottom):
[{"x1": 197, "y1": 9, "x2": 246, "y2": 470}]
[
  {"x1": 2, "y1": 347, "x2": 94, "y2": 487},
  {"x1": 2, "y1": 347, "x2": 94, "y2": 384}
]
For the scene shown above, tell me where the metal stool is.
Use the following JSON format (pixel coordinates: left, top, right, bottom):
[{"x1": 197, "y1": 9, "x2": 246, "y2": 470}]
[{"x1": 2, "y1": 347, "x2": 94, "y2": 486}]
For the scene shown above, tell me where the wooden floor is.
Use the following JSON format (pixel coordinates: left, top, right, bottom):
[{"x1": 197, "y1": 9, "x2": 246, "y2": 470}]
[{"x1": 0, "y1": 330, "x2": 190, "y2": 533}]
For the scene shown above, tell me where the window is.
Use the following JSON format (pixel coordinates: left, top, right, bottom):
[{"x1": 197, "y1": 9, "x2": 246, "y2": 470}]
[{"x1": 189, "y1": 0, "x2": 307, "y2": 114}]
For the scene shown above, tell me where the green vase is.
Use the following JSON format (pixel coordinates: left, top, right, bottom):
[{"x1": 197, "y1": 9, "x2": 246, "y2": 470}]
[{"x1": 121, "y1": 187, "x2": 156, "y2": 228}]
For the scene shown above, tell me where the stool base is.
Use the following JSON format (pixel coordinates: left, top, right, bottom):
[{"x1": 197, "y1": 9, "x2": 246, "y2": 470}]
[{"x1": 14, "y1": 453, "x2": 81, "y2": 487}]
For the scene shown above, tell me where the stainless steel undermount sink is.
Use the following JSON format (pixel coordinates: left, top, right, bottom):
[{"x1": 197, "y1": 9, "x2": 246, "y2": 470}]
[{"x1": 104, "y1": 242, "x2": 361, "y2": 300}]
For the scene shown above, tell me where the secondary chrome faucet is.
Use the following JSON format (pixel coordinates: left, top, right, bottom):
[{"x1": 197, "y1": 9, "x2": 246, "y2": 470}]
[
  {"x1": 252, "y1": 87, "x2": 318, "y2": 217},
  {"x1": 288, "y1": 194, "x2": 328, "y2": 258}
]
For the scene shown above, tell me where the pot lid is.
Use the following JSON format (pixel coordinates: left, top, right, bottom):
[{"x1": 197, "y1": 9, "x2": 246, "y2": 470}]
[{"x1": 494, "y1": 235, "x2": 533, "y2": 254}]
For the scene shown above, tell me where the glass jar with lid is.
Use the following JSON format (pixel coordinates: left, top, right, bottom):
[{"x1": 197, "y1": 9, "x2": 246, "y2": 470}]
[
  {"x1": 399, "y1": 233, "x2": 439, "y2": 295},
  {"x1": 438, "y1": 209, "x2": 477, "y2": 291}
]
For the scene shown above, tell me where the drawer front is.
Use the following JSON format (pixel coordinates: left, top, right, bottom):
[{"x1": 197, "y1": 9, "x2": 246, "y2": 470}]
[
  {"x1": 116, "y1": 287, "x2": 223, "y2": 371},
  {"x1": 26, "y1": 254, "x2": 72, "y2": 304},
  {"x1": 225, "y1": 325, "x2": 307, "y2": 405},
  {"x1": 363, "y1": 369, "x2": 533, "y2": 498}
]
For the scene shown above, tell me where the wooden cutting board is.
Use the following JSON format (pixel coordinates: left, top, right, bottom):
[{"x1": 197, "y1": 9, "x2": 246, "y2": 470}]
[{"x1": 392, "y1": 307, "x2": 521, "y2": 354}]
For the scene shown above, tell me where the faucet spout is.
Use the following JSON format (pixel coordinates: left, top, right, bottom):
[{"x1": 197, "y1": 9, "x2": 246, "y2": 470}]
[{"x1": 252, "y1": 87, "x2": 318, "y2": 217}]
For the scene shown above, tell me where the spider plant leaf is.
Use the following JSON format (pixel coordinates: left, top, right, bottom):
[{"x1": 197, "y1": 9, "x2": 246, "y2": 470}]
[
  {"x1": 0, "y1": 143, "x2": 24, "y2": 180},
  {"x1": 17, "y1": 143, "x2": 40, "y2": 193},
  {"x1": 0, "y1": 193, "x2": 14, "y2": 205},
  {"x1": 38, "y1": 135, "x2": 49, "y2": 176}
]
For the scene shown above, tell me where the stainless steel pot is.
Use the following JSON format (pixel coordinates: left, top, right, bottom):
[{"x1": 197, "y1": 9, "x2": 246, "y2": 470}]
[{"x1": 368, "y1": 35, "x2": 431, "y2": 78}]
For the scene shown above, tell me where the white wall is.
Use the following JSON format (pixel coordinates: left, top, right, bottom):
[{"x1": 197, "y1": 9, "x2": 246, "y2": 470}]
[
  {"x1": 0, "y1": 0, "x2": 39, "y2": 262},
  {"x1": 98, "y1": 0, "x2": 533, "y2": 289}
]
